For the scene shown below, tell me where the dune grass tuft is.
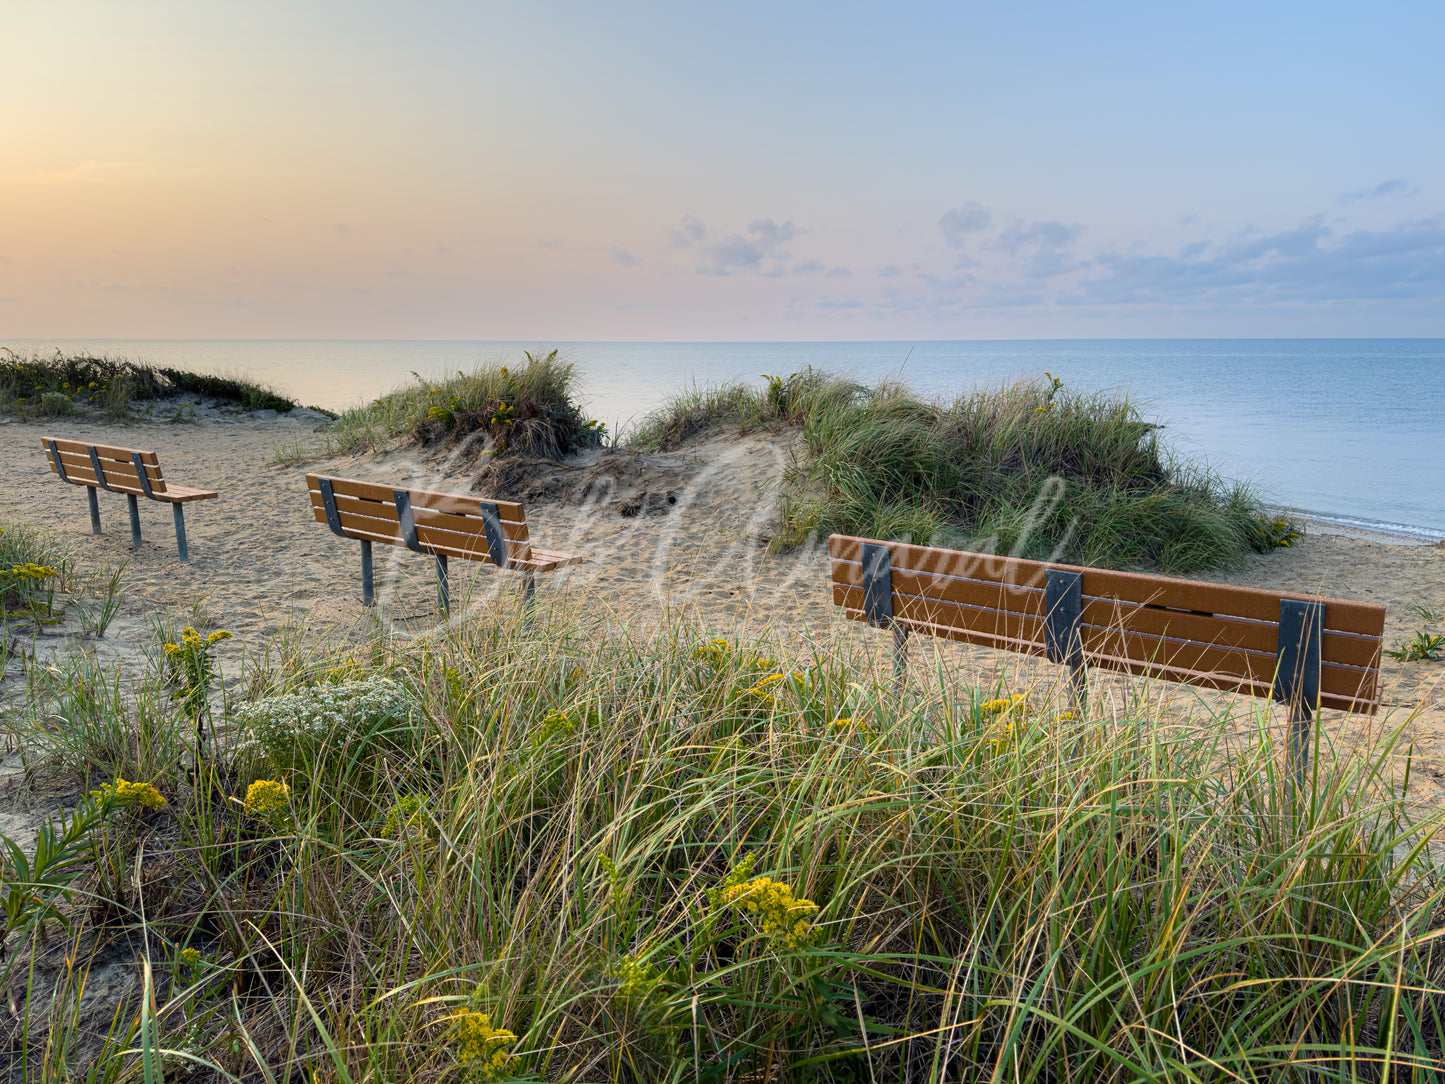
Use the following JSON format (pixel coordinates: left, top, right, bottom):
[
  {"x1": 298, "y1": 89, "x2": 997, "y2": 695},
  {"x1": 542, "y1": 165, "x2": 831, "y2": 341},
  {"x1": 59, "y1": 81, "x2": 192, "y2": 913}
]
[
  {"x1": 0, "y1": 348, "x2": 307, "y2": 419},
  {"x1": 0, "y1": 590, "x2": 1441, "y2": 1081},
  {"x1": 323, "y1": 348, "x2": 606, "y2": 461},
  {"x1": 634, "y1": 369, "x2": 1300, "y2": 573}
]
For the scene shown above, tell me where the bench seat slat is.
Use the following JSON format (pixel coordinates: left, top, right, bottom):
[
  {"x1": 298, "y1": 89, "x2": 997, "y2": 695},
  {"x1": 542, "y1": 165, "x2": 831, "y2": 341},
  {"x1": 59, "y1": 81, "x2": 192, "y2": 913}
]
[
  {"x1": 836, "y1": 557, "x2": 1381, "y2": 671},
  {"x1": 844, "y1": 607, "x2": 1378, "y2": 713},
  {"x1": 311, "y1": 475, "x2": 526, "y2": 523},
  {"x1": 44, "y1": 437, "x2": 160, "y2": 460},
  {"x1": 831, "y1": 534, "x2": 1385, "y2": 715},
  {"x1": 829, "y1": 535, "x2": 1387, "y2": 637},
  {"x1": 312, "y1": 515, "x2": 575, "y2": 571},
  {"x1": 309, "y1": 505, "x2": 535, "y2": 563},
  {"x1": 310, "y1": 489, "x2": 532, "y2": 544},
  {"x1": 49, "y1": 449, "x2": 167, "y2": 491}
]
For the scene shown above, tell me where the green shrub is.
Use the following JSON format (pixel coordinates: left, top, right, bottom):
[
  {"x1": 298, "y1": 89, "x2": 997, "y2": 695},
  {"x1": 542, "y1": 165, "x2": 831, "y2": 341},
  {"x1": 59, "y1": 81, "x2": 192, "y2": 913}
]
[
  {"x1": 324, "y1": 348, "x2": 604, "y2": 459},
  {"x1": 0, "y1": 348, "x2": 299, "y2": 416},
  {"x1": 636, "y1": 369, "x2": 1299, "y2": 573}
]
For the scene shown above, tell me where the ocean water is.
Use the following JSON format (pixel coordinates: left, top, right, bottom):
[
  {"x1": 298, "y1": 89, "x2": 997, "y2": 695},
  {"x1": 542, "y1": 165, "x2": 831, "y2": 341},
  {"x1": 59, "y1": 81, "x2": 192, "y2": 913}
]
[{"x1": 7, "y1": 338, "x2": 1443, "y2": 539}]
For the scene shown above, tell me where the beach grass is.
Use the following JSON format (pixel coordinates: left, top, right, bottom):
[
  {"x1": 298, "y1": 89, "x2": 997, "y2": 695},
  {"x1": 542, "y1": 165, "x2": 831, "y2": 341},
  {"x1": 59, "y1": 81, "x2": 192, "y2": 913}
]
[
  {"x1": 1, "y1": 592, "x2": 1442, "y2": 1081},
  {"x1": 0, "y1": 517, "x2": 72, "y2": 617},
  {"x1": 634, "y1": 369, "x2": 1301, "y2": 573},
  {"x1": 323, "y1": 349, "x2": 606, "y2": 459},
  {"x1": 0, "y1": 349, "x2": 307, "y2": 419}
]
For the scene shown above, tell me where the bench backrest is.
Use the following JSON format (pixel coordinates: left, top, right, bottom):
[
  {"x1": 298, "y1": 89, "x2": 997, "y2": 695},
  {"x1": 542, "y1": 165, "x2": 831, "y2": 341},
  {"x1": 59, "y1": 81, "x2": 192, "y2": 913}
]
[
  {"x1": 42, "y1": 437, "x2": 168, "y2": 496},
  {"x1": 829, "y1": 534, "x2": 1387, "y2": 714},
  {"x1": 305, "y1": 475, "x2": 534, "y2": 568}
]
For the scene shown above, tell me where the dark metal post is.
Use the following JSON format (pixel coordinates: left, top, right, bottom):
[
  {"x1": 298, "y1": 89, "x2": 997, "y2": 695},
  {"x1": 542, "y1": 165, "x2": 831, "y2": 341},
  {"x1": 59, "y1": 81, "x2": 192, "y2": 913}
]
[
  {"x1": 172, "y1": 503, "x2": 189, "y2": 561},
  {"x1": 1045, "y1": 569, "x2": 1086, "y2": 714},
  {"x1": 127, "y1": 494, "x2": 142, "y2": 549},
  {"x1": 87, "y1": 487, "x2": 102, "y2": 534},
  {"x1": 861, "y1": 542, "x2": 906, "y2": 687},
  {"x1": 436, "y1": 554, "x2": 449, "y2": 616},
  {"x1": 1275, "y1": 599, "x2": 1323, "y2": 793},
  {"x1": 360, "y1": 539, "x2": 374, "y2": 606},
  {"x1": 520, "y1": 570, "x2": 537, "y2": 634}
]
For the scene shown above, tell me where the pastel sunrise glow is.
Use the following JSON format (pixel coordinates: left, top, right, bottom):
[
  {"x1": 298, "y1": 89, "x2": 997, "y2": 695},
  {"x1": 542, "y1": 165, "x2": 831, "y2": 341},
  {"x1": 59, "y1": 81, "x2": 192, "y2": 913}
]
[{"x1": 3, "y1": 0, "x2": 1442, "y2": 339}]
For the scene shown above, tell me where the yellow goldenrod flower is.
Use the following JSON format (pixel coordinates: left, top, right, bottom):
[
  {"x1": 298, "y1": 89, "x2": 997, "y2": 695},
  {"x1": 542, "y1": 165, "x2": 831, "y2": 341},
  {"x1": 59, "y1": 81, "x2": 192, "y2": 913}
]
[
  {"x1": 718, "y1": 875, "x2": 819, "y2": 949},
  {"x1": 243, "y1": 779, "x2": 291, "y2": 817},
  {"x1": 979, "y1": 694, "x2": 1027, "y2": 714},
  {"x1": 205, "y1": 629, "x2": 233, "y2": 644},
  {"x1": 447, "y1": 1010, "x2": 517, "y2": 1079},
  {"x1": 89, "y1": 777, "x2": 167, "y2": 810},
  {"x1": 180, "y1": 947, "x2": 201, "y2": 965}
]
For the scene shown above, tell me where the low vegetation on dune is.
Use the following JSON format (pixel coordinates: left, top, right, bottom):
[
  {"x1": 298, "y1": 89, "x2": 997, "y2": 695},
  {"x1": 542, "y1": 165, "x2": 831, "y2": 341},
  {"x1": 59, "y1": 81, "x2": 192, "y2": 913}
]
[
  {"x1": 633, "y1": 368, "x2": 1302, "y2": 573},
  {"x1": 0, "y1": 349, "x2": 308, "y2": 419},
  {"x1": 0, "y1": 585, "x2": 1441, "y2": 1081},
  {"x1": 324, "y1": 349, "x2": 607, "y2": 466}
]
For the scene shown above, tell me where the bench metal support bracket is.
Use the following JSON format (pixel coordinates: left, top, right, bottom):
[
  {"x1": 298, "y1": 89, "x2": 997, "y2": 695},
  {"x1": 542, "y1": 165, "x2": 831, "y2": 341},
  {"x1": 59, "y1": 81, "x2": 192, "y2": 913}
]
[
  {"x1": 1045, "y1": 568, "x2": 1087, "y2": 713},
  {"x1": 131, "y1": 453, "x2": 156, "y2": 500},
  {"x1": 87, "y1": 446, "x2": 116, "y2": 493},
  {"x1": 86, "y1": 487, "x2": 101, "y2": 534},
  {"x1": 1275, "y1": 599, "x2": 1323, "y2": 792},
  {"x1": 478, "y1": 501, "x2": 507, "y2": 568},
  {"x1": 393, "y1": 490, "x2": 425, "y2": 554},
  {"x1": 317, "y1": 478, "x2": 348, "y2": 538},
  {"x1": 172, "y1": 503, "x2": 189, "y2": 562},
  {"x1": 47, "y1": 440, "x2": 74, "y2": 485},
  {"x1": 436, "y1": 554, "x2": 449, "y2": 616}
]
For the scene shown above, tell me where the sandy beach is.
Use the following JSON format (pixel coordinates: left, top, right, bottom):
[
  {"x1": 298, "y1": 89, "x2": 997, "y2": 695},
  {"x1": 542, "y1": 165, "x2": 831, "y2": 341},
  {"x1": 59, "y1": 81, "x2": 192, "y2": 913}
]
[{"x1": 3, "y1": 408, "x2": 1444, "y2": 808}]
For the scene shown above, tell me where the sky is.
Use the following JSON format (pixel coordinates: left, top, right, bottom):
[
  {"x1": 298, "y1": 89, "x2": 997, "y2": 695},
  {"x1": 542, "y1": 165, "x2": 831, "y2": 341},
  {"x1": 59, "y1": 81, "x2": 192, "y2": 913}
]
[{"x1": 2, "y1": 0, "x2": 1443, "y2": 340}]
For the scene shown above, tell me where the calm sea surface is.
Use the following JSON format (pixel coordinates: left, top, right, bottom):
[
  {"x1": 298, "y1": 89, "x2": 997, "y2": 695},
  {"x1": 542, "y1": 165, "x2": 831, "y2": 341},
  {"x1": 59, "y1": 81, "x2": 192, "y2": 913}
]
[{"x1": 9, "y1": 339, "x2": 1443, "y2": 539}]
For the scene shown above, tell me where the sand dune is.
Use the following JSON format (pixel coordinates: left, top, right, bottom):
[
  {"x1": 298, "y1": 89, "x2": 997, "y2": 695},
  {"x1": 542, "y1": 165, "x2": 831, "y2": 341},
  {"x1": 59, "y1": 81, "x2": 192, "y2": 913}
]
[{"x1": 3, "y1": 409, "x2": 1442, "y2": 810}]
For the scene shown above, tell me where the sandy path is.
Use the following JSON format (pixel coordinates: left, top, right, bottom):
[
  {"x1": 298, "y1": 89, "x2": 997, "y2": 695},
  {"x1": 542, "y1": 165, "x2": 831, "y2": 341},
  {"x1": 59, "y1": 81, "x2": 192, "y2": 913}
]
[{"x1": 2, "y1": 411, "x2": 1443, "y2": 810}]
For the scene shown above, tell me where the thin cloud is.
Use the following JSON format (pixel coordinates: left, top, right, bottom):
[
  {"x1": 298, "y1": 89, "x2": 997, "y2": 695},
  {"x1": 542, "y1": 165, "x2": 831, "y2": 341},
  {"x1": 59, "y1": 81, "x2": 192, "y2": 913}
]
[
  {"x1": 611, "y1": 247, "x2": 643, "y2": 267},
  {"x1": 1071, "y1": 215, "x2": 1445, "y2": 305},
  {"x1": 1337, "y1": 178, "x2": 1417, "y2": 205},
  {"x1": 683, "y1": 216, "x2": 806, "y2": 276},
  {"x1": 938, "y1": 202, "x2": 992, "y2": 247}
]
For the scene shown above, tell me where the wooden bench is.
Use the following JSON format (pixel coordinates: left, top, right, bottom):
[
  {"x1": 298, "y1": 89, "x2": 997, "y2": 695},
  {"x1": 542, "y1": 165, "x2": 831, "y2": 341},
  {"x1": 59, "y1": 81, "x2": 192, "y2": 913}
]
[
  {"x1": 305, "y1": 474, "x2": 582, "y2": 615},
  {"x1": 42, "y1": 437, "x2": 219, "y2": 561},
  {"x1": 829, "y1": 533, "x2": 1387, "y2": 780}
]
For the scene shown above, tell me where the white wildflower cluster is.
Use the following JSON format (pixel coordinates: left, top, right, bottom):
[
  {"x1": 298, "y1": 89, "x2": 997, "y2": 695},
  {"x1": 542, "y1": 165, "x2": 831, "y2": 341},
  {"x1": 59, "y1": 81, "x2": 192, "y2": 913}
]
[{"x1": 235, "y1": 677, "x2": 420, "y2": 764}]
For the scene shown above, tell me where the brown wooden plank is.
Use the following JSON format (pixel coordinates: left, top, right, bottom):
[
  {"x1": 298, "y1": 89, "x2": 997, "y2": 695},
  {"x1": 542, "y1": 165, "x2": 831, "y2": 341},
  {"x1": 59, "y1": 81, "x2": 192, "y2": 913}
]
[
  {"x1": 43, "y1": 437, "x2": 160, "y2": 462},
  {"x1": 307, "y1": 475, "x2": 525, "y2": 524},
  {"x1": 829, "y1": 534, "x2": 1386, "y2": 639},
  {"x1": 310, "y1": 510, "x2": 570, "y2": 571},
  {"x1": 49, "y1": 456, "x2": 155, "y2": 496},
  {"x1": 314, "y1": 505, "x2": 534, "y2": 562},
  {"x1": 310, "y1": 489, "x2": 531, "y2": 543},
  {"x1": 838, "y1": 603, "x2": 1378, "y2": 714},
  {"x1": 841, "y1": 606, "x2": 1047, "y2": 658},
  {"x1": 1078, "y1": 624, "x2": 1278, "y2": 685},
  {"x1": 831, "y1": 555, "x2": 1046, "y2": 613},
  {"x1": 833, "y1": 583, "x2": 1045, "y2": 645},
  {"x1": 50, "y1": 448, "x2": 166, "y2": 487}
]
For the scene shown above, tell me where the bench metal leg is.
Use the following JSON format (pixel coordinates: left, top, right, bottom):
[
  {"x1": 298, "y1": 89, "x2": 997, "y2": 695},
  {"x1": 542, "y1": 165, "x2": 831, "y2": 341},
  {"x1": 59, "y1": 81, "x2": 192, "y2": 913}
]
[
  {"x1": 127, "y1": 493, "x2": 142, "y2": 550},
  {"x1": 521, "y1": 570, "x2": 536, "y2": 634},
  {"x1": 1275, "y1": 599, "x2": 1323, "y2": 798},
  {"x1": 360, "y1": 540, "x2": 374, "y2": 606},
  {"x1": 86, "y1": 487, "x2": 102, "y2": 534},
  {"x1": 1288, "y1": 700, "x2": 1312, "y2": 793},
  {"x1": 892, "y1": 625, "x2": 909, "y2": 691},
  {"x1": 172, "y1": 503, "x2": 189, "y2": 561},
  {"x1": 436, "y1": 554, "x2": 449, "y2": 616},
  {"x1": 1067, "y1": 661, "x2": 1088, "y2": 716}
]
